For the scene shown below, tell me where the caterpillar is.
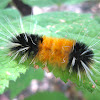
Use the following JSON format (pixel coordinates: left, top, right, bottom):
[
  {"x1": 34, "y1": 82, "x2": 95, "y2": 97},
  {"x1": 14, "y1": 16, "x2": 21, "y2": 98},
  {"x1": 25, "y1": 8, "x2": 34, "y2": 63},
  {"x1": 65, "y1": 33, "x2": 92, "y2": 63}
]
[
  {"x1": 8, "y1": 33, "x2": 95, "y2": 84},
  {"x1": 9, "y1": 33, "x2": 93, "y2": 72}
]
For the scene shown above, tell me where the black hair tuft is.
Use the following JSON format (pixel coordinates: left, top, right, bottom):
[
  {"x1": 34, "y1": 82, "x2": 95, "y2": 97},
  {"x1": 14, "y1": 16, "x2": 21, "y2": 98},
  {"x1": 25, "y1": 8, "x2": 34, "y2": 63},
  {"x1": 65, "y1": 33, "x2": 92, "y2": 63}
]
[
  {"x1": 67, "y1": 42, "x2": 94, "y2": 72},
  {"x1": 10, "y1": 33, "x2": 43, "y2": 57}
]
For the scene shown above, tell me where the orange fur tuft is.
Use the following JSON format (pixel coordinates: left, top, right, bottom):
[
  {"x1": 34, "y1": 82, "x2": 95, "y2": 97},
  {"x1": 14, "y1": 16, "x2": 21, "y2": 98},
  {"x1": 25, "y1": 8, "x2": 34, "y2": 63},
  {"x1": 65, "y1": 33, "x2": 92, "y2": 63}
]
[{"x1": 37, "y1": 36, "x2": 76, "y2": 70}]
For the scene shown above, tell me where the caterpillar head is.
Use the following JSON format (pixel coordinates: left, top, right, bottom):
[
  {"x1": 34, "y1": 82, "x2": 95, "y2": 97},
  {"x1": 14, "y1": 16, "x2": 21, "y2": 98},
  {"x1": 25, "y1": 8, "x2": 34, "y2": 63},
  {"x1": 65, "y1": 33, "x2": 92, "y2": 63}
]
[{"x1": 68, "y1": 42, "x2": 94, "y2": 72}]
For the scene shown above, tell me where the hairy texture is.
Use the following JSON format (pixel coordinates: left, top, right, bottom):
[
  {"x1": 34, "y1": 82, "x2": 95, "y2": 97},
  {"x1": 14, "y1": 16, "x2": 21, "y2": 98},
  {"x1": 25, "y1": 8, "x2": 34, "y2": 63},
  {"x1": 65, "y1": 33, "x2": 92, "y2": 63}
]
[
  {"x1": 10, "y1": 33, "x2": 43, "y2": 57},
  {"x1": 68, "y1": 42, "x2": 94, "y2": 72},
  {"x1": 9, "y1": 34, "x2": 94, "y2": 73},
  {"x1": 37, "y1": 36, "x2": 75, "y2": 70},
  {"x1": 8, "y1": 34, "x2": 95, "y2": 85}
]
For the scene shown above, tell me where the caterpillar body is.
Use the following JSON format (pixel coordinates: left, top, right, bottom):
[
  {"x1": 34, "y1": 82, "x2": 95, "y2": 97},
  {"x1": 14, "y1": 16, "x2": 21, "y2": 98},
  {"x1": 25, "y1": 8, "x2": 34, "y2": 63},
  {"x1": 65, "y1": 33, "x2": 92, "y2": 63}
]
[{"x1": 9, "y1": 33, "x2": 93, "y2": 74}]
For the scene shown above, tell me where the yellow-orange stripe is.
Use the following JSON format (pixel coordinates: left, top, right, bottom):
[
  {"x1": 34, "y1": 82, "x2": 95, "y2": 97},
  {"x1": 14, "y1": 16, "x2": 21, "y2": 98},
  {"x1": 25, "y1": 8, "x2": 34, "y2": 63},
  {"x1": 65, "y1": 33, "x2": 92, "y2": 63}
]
[{"x1": 37, "y1": 36, "x2": 76, "y2": 70}]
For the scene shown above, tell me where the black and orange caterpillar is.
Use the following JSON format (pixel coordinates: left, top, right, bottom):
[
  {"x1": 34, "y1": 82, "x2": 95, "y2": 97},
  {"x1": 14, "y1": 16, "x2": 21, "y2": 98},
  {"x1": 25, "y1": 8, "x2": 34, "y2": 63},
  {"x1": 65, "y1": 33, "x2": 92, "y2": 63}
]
[{"x1": 10, "y1": 33, "x2": 93, "y2": 73}]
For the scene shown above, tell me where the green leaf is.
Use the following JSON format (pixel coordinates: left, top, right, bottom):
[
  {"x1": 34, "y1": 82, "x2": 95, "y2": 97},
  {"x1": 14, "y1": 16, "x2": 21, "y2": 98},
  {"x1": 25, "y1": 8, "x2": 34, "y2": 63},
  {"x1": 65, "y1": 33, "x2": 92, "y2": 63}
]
[
  {"x1": 6, "y1": 67, "x2": 44, "y2": 99},
  {"x1": 22, "y1": 0, "x2": 86, "y2": 7},
  {"x1": 0, "y1": 0, "x2": 11, "y2": 9},
  {"x1": 0, "y1": 8, "x2": 20, "y2": 23},
  {"x1": 25, "y1": 91, "x2": 68, "y2": 100},
  {"x1": 0, "y1": 9, "x2": 100, "y2": 94},
  {"x1": 0, "y1": 9, "x2": 26, "y2": 94},
  {"x1": 22, "y1": 0, "x2": 65, "y2": 7},
  {"x1": 76, "y1": 86, "x2": 100, "y2": 100},
  {"x1": 94, "y1": 15, "x2": 100, "y2": 24}
]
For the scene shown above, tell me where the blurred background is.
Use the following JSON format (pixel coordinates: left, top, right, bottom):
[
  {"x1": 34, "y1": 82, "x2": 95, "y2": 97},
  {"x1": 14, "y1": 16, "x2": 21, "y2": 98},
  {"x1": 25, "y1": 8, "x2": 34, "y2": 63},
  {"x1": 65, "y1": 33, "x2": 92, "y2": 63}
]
[{"x1": 0, "y1": 0, "x2": 100, "y2": 100}]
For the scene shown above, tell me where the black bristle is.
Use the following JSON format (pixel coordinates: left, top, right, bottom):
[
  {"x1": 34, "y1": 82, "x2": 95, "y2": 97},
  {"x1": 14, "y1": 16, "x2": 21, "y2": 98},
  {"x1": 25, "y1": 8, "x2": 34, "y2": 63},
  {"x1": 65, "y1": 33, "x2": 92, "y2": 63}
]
[
  {"x1": 10, "y1": 33, "x2": 43, "y2": 57},
  {"x1": 67, "y1": 42, "x2": 94, "y2": 72}
]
